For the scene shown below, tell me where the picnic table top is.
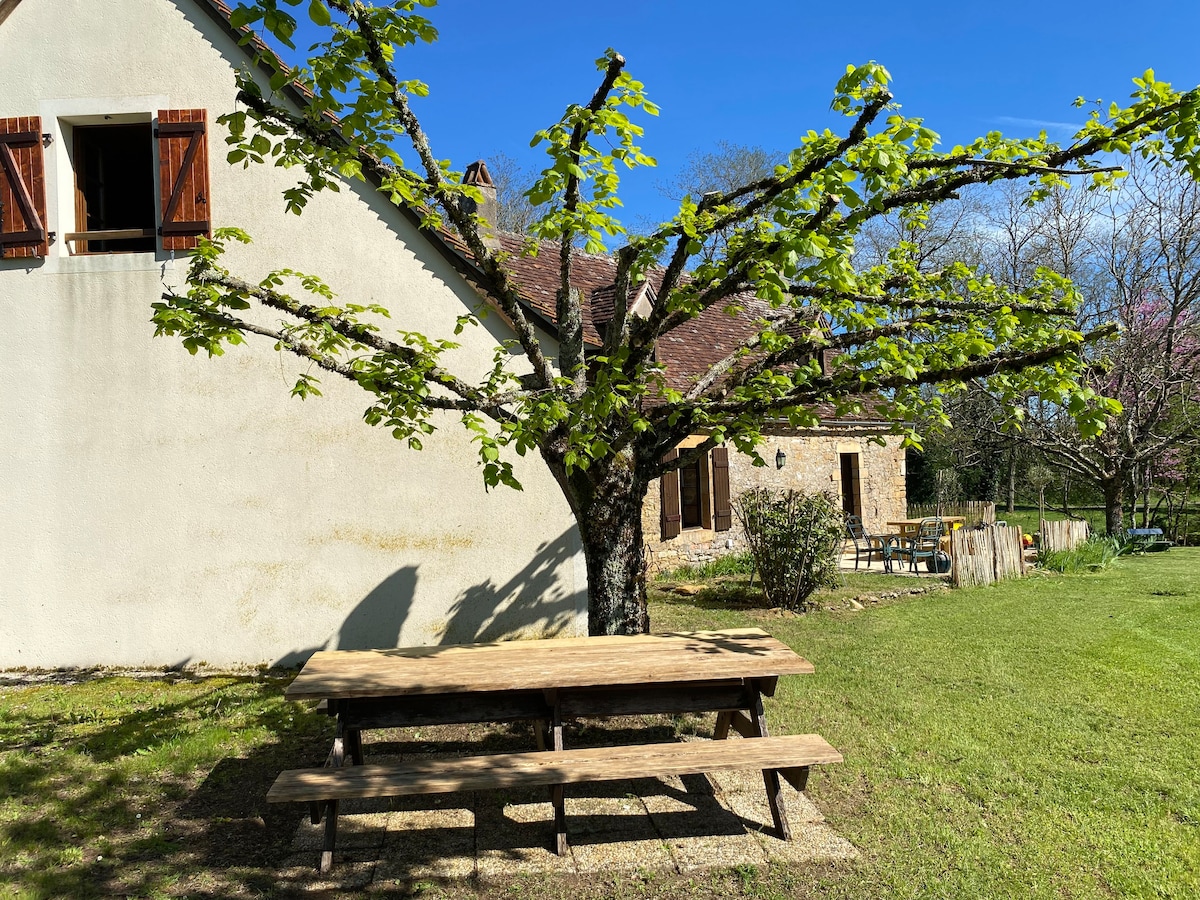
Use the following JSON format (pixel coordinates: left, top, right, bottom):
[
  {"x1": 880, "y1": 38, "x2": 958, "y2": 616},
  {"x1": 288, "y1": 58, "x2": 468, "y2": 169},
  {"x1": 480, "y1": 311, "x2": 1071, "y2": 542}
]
[
  {"x1": 285, "y1": 628, "x2": 813, "y2": 701},
  {"x1": 886, "y1": 516, "x2": 966, "y2": 528},
  {"x1": 1128, "y1": 527, "x2": 1164, "y2": 536}
]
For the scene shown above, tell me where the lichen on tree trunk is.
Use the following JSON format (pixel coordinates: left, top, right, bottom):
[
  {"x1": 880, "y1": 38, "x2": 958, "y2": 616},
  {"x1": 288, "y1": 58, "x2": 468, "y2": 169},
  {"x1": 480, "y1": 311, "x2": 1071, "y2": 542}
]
[{"x1": 545, "y1": 444, "x2": 650, "y2": 636}]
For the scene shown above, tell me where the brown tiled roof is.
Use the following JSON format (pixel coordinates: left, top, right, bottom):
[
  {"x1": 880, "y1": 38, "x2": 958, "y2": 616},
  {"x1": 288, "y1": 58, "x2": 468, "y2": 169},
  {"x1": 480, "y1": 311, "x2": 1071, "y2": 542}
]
[
  {"x1": 478, "y1": 232, "x2": 892, "y2": 424},
  {"x1": 493, "y1": 234, "x2": 616, "y2": 346}
]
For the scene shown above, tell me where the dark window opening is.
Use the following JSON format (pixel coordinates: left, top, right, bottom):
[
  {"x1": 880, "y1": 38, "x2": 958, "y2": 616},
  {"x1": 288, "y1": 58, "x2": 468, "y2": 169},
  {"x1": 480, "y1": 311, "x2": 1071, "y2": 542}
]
[
  {"x1": 679, "y1": 458, "x2": 703, "y2": 529},
  {"x1": 73, "y1": 123, "x2": 155, "y2": 253},
  {"x1": 840, "y1": 452, "x2": 862, "y2": 519}
]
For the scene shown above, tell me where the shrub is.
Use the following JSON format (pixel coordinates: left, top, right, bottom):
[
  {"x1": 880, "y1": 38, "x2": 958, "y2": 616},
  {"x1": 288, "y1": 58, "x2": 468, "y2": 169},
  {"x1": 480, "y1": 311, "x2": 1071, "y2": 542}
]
[
  {"x1": 1037, "y1": 535, "x2": 1123, "y2": 573},
  {"x1": 732, "y1": 488, "x2": 843, "y2": 610}
]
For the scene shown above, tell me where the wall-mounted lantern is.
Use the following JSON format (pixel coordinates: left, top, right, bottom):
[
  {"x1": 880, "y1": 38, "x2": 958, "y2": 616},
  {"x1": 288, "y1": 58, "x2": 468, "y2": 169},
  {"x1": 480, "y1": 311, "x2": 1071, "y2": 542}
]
[{"x1": 775, "y1": 448, "x2": 787, "y2": 470}]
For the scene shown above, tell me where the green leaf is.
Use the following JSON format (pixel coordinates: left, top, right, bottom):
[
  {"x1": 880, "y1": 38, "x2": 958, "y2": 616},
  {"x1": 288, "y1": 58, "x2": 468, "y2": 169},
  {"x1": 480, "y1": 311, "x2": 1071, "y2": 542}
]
[{"x1": 307, "y1": 0, "x2": 331, "y2": 27}]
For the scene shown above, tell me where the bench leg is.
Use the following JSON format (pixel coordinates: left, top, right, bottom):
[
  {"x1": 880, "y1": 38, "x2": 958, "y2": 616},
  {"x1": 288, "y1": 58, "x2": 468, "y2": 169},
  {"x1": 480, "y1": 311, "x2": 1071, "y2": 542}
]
[
  {"x1": 319, "y1": 799, "x2": 339, "y2": 874},
  {"x1": 779, "y1": 765, "x2": 811, "y2": 792},
  {"x1": 545, "y1": 691, "x2": 569, "y2": 855},
  {"x1": 551, "y1": 784, "x2": 567, "y2": 855}
]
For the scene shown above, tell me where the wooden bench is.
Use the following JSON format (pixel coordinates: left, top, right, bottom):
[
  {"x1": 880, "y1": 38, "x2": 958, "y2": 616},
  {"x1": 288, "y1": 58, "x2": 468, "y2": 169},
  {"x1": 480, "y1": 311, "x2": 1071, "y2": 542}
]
[{"x1": 268, "y1": 733, "x2": 842, "y2": 872}]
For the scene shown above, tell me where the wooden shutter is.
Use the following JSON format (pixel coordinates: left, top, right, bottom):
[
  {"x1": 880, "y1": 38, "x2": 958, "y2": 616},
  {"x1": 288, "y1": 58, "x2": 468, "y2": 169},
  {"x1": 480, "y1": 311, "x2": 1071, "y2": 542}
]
[
  {"x1": 0, "y1": 116, "x2": 48, "y2": 258},
  {"x1": 660, "y1": 449, "x2": 681, "y2": 540},
  {"x1": 157, "y1": 109, "x2": 210, "y2": 251},
  {"x1": 712, "y1": 446, "x2": 732, "y2": 532}
]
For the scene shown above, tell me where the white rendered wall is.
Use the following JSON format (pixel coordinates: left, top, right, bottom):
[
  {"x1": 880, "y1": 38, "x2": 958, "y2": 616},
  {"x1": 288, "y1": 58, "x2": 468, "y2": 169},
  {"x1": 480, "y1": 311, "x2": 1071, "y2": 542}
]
[{"x1": 0, "y1": 0, "x2": 587, "y2": 667}]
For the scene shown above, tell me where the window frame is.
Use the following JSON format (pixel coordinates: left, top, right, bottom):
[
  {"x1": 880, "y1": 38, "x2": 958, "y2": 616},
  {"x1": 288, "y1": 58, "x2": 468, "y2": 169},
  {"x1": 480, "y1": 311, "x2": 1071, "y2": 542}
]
[
  {"x1": 659, "y1": 446, "x2": 731, "y2": 540},
  {"x1": 70, "y1": 120, "x2": 158, "y2": 255},
  {"x1": 5, "y1": 96, "x2": 209, "y2": 274}
]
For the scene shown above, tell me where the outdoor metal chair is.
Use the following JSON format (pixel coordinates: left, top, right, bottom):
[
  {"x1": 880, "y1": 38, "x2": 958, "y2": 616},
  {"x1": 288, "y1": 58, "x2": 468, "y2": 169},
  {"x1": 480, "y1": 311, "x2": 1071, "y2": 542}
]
[
  {"x1": 845, "y1": 515, "x2": 889, "y2": 570},
  {"x1": 893, "y1": 516, "x2": 943, "y2": 573}
]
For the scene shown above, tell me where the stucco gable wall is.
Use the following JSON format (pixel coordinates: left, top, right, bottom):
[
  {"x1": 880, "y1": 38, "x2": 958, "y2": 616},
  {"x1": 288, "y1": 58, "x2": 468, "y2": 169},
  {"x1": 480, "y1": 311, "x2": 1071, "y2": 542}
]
[{"x1": 0, "y1": 0, "x2": 586, "y2": 667}]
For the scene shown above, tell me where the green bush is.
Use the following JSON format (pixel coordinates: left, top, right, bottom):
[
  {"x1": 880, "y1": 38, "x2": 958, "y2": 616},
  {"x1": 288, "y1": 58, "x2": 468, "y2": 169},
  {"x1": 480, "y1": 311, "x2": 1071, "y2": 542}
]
[
  {"x1": 1038, "y1": 535, "x2": 1123, "y2": 573},
  {"x1": 731, "y1": 488, "x2": 843, "y2": 610}
]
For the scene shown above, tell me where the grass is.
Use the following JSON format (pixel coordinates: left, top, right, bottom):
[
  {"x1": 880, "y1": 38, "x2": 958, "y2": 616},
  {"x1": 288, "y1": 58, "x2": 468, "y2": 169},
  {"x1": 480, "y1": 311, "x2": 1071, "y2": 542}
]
[
  {"x1": 2, "y1": 553, "x2": 1198, "y2": 898},
  {"x1": 653, "y1": 552, "x2": 756, "y2": 582},
  {"x1": 982, "y1": 505, "x2": 1106, "y2": 536},
  {"x1": 1037, "y1": 534, "x2": 1124, "y2": 573}
]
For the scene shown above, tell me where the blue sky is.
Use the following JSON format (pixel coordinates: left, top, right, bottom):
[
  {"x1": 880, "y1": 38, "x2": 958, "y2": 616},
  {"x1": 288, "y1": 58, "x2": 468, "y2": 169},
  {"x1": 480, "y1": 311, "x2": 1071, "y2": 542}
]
[{"x1": 291, "y1": 1, "x2": 1200, "y2": 229}]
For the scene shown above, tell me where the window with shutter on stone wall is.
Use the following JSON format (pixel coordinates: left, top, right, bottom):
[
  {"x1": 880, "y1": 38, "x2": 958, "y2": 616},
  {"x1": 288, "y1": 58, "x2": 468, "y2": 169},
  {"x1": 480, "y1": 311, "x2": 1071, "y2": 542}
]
[
  {"x1": 659, "y1": 445, "x2": 732, "y2": 540},
  {"x1": 0, "y1": 109, "x2": 210, "y2": 258}
]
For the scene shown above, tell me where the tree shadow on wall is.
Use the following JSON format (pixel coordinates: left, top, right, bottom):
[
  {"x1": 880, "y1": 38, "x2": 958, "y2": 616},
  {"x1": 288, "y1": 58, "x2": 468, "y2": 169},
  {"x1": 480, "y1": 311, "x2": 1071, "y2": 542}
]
[
  {"x1": 335, "y1": 565, "x2": 419, "y2": 650},
  {"x1": 439, "y1": 526, "x2": 582, "y2": 644},
  {"x1": 273, "y1": 526, "x2": 582, "y2": 666}
]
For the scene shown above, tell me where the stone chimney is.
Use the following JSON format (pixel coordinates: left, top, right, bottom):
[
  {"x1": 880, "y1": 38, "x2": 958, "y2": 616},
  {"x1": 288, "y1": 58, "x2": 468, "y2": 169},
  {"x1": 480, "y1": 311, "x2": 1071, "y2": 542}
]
[{"x1": 463, "y1": 160, "x2": 500, "y2": 249}]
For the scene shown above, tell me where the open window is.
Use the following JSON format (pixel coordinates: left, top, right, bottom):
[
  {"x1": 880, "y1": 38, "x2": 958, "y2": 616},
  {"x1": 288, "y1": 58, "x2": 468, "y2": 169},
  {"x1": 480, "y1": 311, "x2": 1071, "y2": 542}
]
[
  {"x1": 660, "y1": 446, "x2": 732, "y2": 539},
  {"x1": 2, "y1": 108, "x2": 210, "y2": 257},
  {"x1": 71, "y1": 122, "x2": 156, "y2": 253}
]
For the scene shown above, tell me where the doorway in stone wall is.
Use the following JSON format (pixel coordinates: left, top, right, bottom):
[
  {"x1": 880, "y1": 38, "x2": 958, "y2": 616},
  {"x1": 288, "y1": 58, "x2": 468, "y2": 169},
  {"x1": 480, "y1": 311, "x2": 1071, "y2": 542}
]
[{"x1": 840, "y1": 452, "x2": 862, "y2": 519}]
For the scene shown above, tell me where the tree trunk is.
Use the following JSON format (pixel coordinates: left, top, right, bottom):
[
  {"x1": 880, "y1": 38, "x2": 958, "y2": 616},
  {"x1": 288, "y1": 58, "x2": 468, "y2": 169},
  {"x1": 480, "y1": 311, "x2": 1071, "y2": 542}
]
[
  {"x1": 578, "y1": 504, "x2": 650, "y2": 635},
  {"x1": 545, "y1": 445, "x2": 650, "y2": 636},
  {"x1": 1006, "y1": 448, "x2": 1016, "y2": 514},
  {"x1": 1102, "y1": 477, "x2": 1126, "y2": 536}
]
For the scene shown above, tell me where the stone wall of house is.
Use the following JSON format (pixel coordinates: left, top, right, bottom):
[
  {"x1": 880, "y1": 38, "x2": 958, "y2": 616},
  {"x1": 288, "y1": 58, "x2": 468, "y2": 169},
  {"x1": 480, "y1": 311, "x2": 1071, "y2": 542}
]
[{"x1": 644, "y1": 428, "x2": 906, "y2": 574}]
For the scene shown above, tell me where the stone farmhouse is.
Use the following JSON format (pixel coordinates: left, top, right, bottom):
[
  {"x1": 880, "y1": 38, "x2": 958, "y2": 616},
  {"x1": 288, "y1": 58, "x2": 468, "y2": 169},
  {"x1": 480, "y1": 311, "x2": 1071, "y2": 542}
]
[{"x1": 0, "y1": 0, "x2": 905, "y2": 669}]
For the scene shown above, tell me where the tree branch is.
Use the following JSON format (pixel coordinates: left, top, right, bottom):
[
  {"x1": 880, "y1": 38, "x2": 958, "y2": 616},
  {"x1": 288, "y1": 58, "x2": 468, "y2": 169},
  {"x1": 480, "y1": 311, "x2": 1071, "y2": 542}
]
[
  {"x1": 558, "y1": 53, "x2": 626, "y2": 391},
  {"x1": 175, "y1": 270, "x2": 531, "y2": 422}
]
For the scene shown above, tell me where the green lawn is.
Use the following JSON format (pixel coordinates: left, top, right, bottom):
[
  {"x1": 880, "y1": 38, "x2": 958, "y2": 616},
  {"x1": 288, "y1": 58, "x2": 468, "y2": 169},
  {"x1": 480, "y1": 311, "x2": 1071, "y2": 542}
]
[
  {"x1": 995, "y1": 505, "x2": 1107, "y2": 536},
  {"x1": 2, "y1": 552, "x2": 1198, "y2": 898}
]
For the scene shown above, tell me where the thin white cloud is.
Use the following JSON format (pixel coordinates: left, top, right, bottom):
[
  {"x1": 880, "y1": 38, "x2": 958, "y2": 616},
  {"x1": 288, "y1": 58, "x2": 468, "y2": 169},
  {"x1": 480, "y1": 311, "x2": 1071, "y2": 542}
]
[{"x1": 991, "y1": 116, "x2": 1081, "y2": 136}]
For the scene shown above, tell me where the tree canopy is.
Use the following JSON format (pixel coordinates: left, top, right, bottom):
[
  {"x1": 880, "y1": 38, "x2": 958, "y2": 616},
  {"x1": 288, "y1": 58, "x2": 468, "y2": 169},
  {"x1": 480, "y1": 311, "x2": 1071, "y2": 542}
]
[{"x1": 154, "y1": 0, "x2": 1200, "y2": 632}]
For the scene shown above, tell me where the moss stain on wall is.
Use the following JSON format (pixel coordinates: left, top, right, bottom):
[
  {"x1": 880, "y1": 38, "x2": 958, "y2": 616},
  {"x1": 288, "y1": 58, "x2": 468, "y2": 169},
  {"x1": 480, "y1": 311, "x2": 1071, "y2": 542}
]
[{"x1": 323, "y1": 525, "x2": 475, "y2": 553}]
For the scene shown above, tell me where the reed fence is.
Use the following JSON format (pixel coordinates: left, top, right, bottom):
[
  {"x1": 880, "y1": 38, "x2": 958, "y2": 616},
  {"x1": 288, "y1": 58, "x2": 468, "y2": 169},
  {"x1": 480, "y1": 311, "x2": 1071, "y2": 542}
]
[
  {"x1": 1040, "y1": 519, "x2": 1089, "y2": 552},
  {"x1": 950, "y1": 525, "x2": 1025, "y2": 588}
]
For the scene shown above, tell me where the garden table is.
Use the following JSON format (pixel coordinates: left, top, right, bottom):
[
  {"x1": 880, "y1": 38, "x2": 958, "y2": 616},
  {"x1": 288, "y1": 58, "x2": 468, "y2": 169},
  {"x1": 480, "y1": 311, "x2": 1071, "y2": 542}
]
[
  {"x1": 885, "y1": 516, "x2": 966, "y2": 538},
  {"x1": 275, "y1": 628, "x2": 841, "y2": 871}
]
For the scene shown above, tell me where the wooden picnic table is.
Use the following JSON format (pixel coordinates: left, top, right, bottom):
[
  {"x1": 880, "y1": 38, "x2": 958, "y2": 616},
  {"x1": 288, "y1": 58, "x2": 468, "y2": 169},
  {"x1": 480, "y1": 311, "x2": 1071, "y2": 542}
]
[
  {"x1": 272, "y1": 628, "x2": 841, "y2": 872},
  {"x1": 885, "y1": 516, "x2": 966, "y2": 538}
]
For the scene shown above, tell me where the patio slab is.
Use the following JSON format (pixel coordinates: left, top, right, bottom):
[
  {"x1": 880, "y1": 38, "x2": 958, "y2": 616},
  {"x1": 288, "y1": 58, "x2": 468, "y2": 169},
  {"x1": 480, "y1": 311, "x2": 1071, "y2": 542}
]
[{"x1": 281, "y1": 748, "x2": 856, "y2": 887}]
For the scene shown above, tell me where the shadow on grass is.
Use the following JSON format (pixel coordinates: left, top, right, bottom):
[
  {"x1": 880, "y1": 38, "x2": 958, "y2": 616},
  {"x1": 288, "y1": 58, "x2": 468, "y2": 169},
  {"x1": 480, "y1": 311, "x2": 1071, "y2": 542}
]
[
  {"x1": 0, "y1": 681, "x2": 738, "y2": 897},
  {"x1": 0, "y1": 674, "x2": 342, "y2": 898}
]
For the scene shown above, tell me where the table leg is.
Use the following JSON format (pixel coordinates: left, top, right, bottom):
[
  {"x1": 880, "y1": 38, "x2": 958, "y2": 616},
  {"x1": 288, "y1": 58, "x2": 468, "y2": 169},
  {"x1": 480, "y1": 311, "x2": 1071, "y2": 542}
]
[
  {"x1": 312, "y1": 716, "x2": 349, "y2": 870},
  {"x1": 319, "y1": 799, "x2": 339, "y2": 875},
  {"x1": 713, "y1": 710, "x2": 732, "y2": 740},
  {"x1": 749, "y1": 687, "x2": 791, "y2": 841},
  {"x1": 545, "y1": 690, "x2": 568, "y2": 855},
  {"x1": 347, "y1": 727, "x2": 364, "y2": 766}
]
